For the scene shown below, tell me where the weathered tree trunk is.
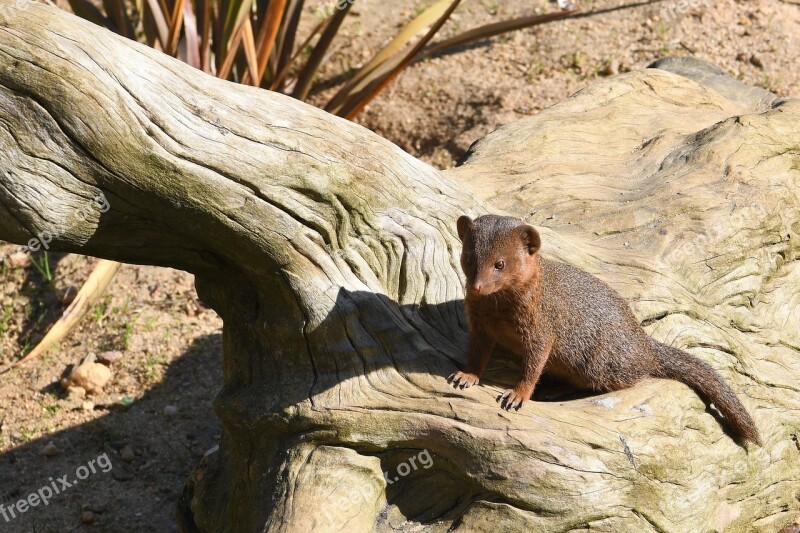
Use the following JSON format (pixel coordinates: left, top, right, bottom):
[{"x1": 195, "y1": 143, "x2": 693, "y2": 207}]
[{"x1": 1, "y1": 4, "x2": 799, "y2": 532}]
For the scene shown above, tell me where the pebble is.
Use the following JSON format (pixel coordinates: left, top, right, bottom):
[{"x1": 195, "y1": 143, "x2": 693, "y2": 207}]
[
  {"x1": 41, "y1": 442, "x2": 60, "y2": 457},
  {"x1": 66, "y1": 385, "x2": 87, "y2": 401},
  {"x1": 7, "y1": 252, "x2": 30, "y2": 268},
  {"x1": 81, "y1": 510, "x2": 94, "y2": 524},
  {"x1": 163, "y1": 405, "x2": 178, "y2": 417},
  {"x1": 749, "y1": 54, "x2": 764, "y2": 69},
  {"x1": 112, "y1": 465, "x2": 133, "y2": 481},
  {"x1": 60, "y1": 354, "x2": 112, "y2": 395},
  {"x1": 120, "y1": 445, "x2": 135, "y2": 462},
  {"x1": 97, "y1": 350, "x2": 124, "y2": 365},
  {"x1": 56, "y1": 286, "x2": 78, "y2": 305},
  {"x1": 81, "y1": 400, "x2": 95, "y2": 411}
]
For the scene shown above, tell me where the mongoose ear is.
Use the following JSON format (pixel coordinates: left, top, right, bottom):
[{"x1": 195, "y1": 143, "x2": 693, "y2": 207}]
[
  {"x1": 519, "y1": 224, "x2": 541, "y2": 255},
  {"x1": 456, "y1": 215, "x2": 473, "y2": 241}
]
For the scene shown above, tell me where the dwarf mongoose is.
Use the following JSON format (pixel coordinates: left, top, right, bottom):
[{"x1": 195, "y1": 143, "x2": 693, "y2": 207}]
[{"x1": 448, "y1": 214, "x2": 760, "y2": 445}]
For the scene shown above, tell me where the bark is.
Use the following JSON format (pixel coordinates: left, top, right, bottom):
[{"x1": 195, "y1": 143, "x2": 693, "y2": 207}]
[{"x1": 1, "y1": 4, "x2": 799, "y2": 532}]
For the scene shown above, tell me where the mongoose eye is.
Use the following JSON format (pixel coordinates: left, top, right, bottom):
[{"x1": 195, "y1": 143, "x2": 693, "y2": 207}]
[{"x1": 494, "y1": 260, "x2": 505, "y2": 271}]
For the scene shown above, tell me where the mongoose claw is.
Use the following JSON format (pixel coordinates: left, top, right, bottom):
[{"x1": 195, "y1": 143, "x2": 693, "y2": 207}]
[
  {"x1": 448, "y1": 371, "x2": 480, "y2": 389},
  {"x1": 498, "y1": 388, "x2": 528, "y2": 411}
]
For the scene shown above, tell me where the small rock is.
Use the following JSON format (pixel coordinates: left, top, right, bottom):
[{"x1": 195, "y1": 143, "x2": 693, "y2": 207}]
[
  {"x1": 738, "y1": 17, "x2": 750, "y2": 26},
  {"x1": 7, "y1": 251, "x2": 30, "y2": 268},
  {"x1": 163, "y1": 405, "x2": 178, "y2": 417},
  {"x1": 749, "y1": 55, "x2": 764, "y2": 69},
  {"x1": 66, "y1": 385, "x2": 87, "y2": 401},
  {"x1": 118, "y1": 396, "x2": 135, "y2": 408},
  {"x1": 80, "y1": 510, "x2": 94, "y2": 524},
  {"x1": 736, "y1": 52, "x2": 748, "y2": 62},
  {"x1": 120, "y1": 445, "x2": 135, "y2": 462},
  {"x1": 41, "y1": 442, "x2": 60, "y2": 457},
  {"x1": 112, "y1": 465, "x2": 133, "y2": 481},
  {"x1": 56, "y1": 286, "x2": 78, "y2": 305},
  {"x1": 60, "y1": 354, "x2": 112, "y2": 395},
  {"x1": 96, "y1": 350, "x2": 124, "y2": 366},
  {"x1": 81, "y1": 400, "x2": 95, "y2": 411}
]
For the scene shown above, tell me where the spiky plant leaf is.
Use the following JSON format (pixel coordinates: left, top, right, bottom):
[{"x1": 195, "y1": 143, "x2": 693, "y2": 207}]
[
  {"x1": 421, "y1": 9, "x2": 580, "y2": 58},
  {"x1": 325, "y1": 0, "x2": 457, "y2": 114},
  {"x1": 290, "y1": 1, "x2": 352, "y2": 101},
  {"x1": 166, "y1": 0, "x2": 187, "y2": 56},
  {"x1": 329, "y1": 0, "x2": 463, "y2": 119},
  {"x1": 183, "y1": 0, "x2": 201, "y2": 69}
]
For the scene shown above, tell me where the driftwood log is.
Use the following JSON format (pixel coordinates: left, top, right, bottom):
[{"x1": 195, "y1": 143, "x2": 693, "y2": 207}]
[{"x1": 1, "y1": 3, "x2": 799, "y2": 532}]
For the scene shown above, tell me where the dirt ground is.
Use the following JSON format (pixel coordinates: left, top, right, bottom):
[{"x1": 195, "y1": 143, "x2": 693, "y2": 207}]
[{"x1": 1, "y1": 0, "x2": 799, "y2": 530}]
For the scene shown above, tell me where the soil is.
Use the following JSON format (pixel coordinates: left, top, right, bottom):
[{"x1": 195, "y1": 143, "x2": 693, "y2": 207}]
[{"x1": 1, "y1": 0, "x2": 798, "y2": 530}]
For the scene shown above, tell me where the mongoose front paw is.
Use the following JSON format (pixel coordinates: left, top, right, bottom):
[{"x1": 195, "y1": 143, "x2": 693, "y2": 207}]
[
  {"x1": 498, "y1": 387, "x2": 532, "y2": 411},
  {"x1": 447, "y1": 371, "x2": 480, "y2": 389}
]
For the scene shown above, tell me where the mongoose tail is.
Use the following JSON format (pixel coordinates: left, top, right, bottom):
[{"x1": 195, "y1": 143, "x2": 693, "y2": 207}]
[{"x1": 652, "y1": 341, "x2": 761, "y2": 445}]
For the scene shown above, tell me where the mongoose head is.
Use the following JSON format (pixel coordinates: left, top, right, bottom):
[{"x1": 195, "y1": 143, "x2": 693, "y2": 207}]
[{"x1": 456, "y1": 215, "x2": 541, "y2": 296}]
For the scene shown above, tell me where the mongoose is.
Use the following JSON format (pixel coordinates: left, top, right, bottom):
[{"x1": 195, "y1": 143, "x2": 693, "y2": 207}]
[{"x1": 449, "y1": 214, "x2": 761, "y2": 445}]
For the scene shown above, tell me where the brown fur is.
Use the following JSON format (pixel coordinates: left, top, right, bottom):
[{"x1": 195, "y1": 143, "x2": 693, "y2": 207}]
[{"x1": 449, "y1": 214, "x2": 761, "y2": 446}]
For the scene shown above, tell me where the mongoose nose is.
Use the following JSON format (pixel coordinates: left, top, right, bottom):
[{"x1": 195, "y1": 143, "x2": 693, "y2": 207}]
[{"x1": 471, "y1": 283, "x2": 482, "y2": 294}]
